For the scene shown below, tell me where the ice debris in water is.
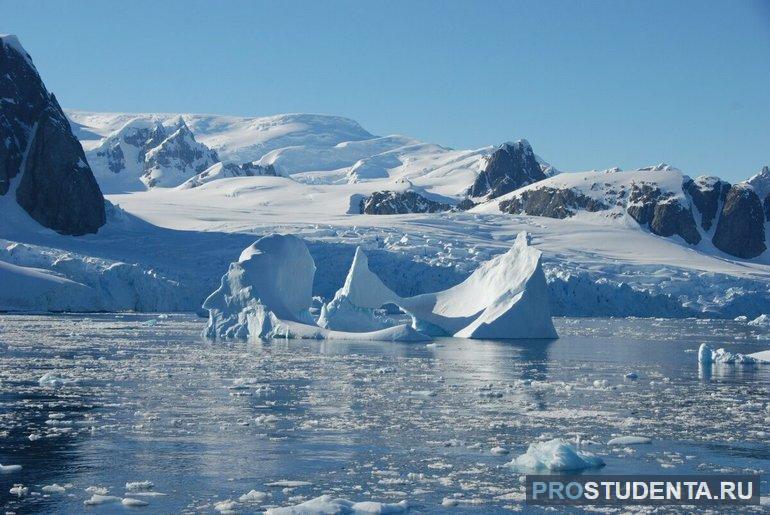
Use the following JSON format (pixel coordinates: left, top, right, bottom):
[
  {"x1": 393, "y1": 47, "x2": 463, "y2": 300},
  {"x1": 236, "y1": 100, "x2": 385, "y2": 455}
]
[
  {"x1": 507, "y1": 438, "x2": 605, "y2": 472},
  {"x1": 748, "y1": 314, "x2": 770, "y2": 327},
  {"x1": 239, "y1": 489, "x2": 269, "y2": 503},
  {"x1": 607, "y1": 436, "x2": 652, "y2": 446},
  {"x1": 698, "y1": 343, "x2": 770, "y2": 365},
  {"x1": 84, "y1": 494, "x2": 121, "y2": 505},
  {"x1": 10, "y1": 484, "x2": 28, "y2": 497},
  {"x1": 122, "y1": 497, "x2": 149, "y2": 507},
  {"x1": 38, "y1": 372, "x2": 77, "y2": 387},
  {"x1": 0, "y1": 463, "x2": 22, "y2": 473},
  {"x1": 125, "y1": 480, "x2": 154, "y2": 492},
  {"x1": 265, "y1": 494, "x2": 409, "y2": 514},
  {"x1": 41, "y1": 483, "x2": 68, "y2": 493}
]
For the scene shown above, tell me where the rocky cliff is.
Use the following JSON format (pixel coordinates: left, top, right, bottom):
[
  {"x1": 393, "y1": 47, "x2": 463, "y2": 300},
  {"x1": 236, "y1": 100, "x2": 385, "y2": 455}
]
[{"x1": 0, "y1": 34, "x2": 105, "y2": 235}]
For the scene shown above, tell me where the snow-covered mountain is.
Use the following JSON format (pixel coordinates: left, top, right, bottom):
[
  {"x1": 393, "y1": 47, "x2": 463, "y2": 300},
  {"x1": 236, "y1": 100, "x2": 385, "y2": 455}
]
[
  {"x1": 86, "y1": 117, "x2": 219, "y2": 191},
  {"x1": 2, "y1": 35, "x2": 768, "y2": 318},
  {"x1": 0, "y1": 34, "x2": 104, "y2": 235},
  {"x1": 479, "y1": 164, "x2": 768, "y2": 259}
]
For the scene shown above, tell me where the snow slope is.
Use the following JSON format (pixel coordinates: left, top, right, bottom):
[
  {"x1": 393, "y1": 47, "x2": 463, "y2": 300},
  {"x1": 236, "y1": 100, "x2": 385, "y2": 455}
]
[{"x1": 0, "y1": 109, "x2": 766, "y2": 318}]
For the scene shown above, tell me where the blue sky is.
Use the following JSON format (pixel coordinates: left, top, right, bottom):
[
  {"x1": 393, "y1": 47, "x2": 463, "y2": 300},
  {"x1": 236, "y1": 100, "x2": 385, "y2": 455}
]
[{"x1": 2, "y1": 0, "x2": 769, "y2": 181}]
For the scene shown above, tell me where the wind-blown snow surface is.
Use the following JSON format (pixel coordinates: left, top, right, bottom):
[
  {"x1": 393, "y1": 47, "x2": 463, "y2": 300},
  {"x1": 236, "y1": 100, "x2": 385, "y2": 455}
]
[{"x1": 0, "y1": 110, "x2": 767, "y2": 317}]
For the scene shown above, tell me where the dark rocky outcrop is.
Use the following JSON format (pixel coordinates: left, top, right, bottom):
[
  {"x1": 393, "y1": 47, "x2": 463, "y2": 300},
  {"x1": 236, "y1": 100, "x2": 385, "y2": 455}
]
[
  {"x1": 16, "y1": 102, "x2": 106, "y2": 235},
  {"x1": 626, "y1": 183, "x2": 701, "y2": 244},
  {"x1": 141, "y1": 119, "x2": 219, "y2": 188},
  {"x1": 712, "y1": 185, "x2": 766, "y2": 259},
  {"x1": 682, "y1": 176, "x2": 730, "y2": 231},
  {"x1": 499, "y1": 187, "x2": 609, "y2": 218},
  {"x1": 468, "y1": 140, "x2": 546, "y2": 199},
  {"x1": 746, "y1": 165, "x2": 770, "y2": 222},
  {"x1": 360, "y1": 190, "x2": 451, "y2": 215},
  {"x1": 0, "y1": 35, "x2": 105, "y2": 235},
  {"x1": 179, "y1": 161, "x2": 279, "y2": 189}
]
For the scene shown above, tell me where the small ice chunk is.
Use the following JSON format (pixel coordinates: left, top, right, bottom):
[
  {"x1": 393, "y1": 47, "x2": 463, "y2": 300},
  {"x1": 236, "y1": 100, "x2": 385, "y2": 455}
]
[
  {"x1": 266, "y1": 480, "x2": 312, "y2": 488},
  {"x1": 214, "y1": 499, "x2": 239, "y2": 513},
  {"x1": 122, "y1": 497, "x2": 149, "y2": 507},
  {"x1": 85, "y1": 486, "x2": 109, "y2": 495},
  {"x1": 0, "y1": 463, "x2": 22, "y2": 473},
  {"x1": 490, "y1": 446, "x2": 509, "y2": 455},
  {"x1": 41, "y1": 483, "x2": 67, "y2": 493},
  {"x1": 748, "y1": 314, "x2": 770, "y2": 327},
  {"x1": 125, "y1": 480, "x2": 154, "y2": 492},
  {"x1": 265, "y1": 494, "x2": 408, "y2": 514},
  {"x1": 507, "y1": 438, "x2": 605, "y2": 472},
  {"x1": 38, "y1": 372, "x2": 77, "y2": 387},
  {"x1": 607, "y1": 436, "x2": 652, "y2": 446},
  {"x1": 10, "y1": 484, "x2": 28, "y2": 497},
  {"x1": 239, "y1": 490, "x2": 269, "y2": 503},
  {"x1": 84, "y1": 494, "x2": 122, "y2": 505}
]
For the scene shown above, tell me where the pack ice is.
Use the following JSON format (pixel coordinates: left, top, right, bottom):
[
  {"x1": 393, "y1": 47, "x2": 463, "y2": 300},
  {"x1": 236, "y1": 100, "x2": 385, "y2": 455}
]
[
  {"x1": 319, "y1": 231, "x2": 558, "y2": 339},
  {"x1": 203, "y1": 234, "x2": 428, "y2": 342}
]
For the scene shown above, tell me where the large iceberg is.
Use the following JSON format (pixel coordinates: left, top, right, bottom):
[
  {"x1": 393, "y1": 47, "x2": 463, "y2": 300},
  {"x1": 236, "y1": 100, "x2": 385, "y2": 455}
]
[
  {"x1": 320, "y1": 231, "x2": 558, "y2": 339},
  {"x1": 203, "y1": 234, "x2": 428, "y2": 342},
  {"x1": 697, "y1": 343, "x2": 770, "y2": 365}
]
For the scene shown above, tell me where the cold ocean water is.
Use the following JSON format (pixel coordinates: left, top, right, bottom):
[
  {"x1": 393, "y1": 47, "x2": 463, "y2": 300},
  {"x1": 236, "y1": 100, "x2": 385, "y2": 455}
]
[{"x1": 0, "y1": 314, "x2": 768, "y2": 513}]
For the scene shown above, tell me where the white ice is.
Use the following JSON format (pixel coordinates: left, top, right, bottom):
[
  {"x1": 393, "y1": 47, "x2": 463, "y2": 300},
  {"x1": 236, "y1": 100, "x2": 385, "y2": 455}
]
[
  {"x1": 265, "y1": 494, "x2": 409, "y2": 514},
  {"x1": 507, "y1": 438, "x2": 605, "y2": 472},
  {"x1": 698, "y1": 343, "x2": 770, "y2": 365},
  {"x1": 321, "y1": 231, "x2": 557, "y2": 339},
  {"x1": 204, "y1": 234, "x2": 429, "y2": 342}
]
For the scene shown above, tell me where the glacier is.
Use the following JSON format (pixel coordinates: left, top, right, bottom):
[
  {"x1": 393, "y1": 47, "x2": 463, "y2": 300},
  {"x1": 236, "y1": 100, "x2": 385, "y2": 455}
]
[{"x1": 320, "y1": 231, "x2": 558, "y2": 339}]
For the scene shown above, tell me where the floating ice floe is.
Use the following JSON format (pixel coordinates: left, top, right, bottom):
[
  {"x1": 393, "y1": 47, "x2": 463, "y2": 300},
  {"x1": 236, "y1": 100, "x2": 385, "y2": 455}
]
[
  {"x1": 607, "y1": 436, "x2": 652, "y2": 446},
  {"x1": 10, "y1": 484, "x2": 28, "y2": 497},
  {"x1": 84, "y1": 494, "x2": 122, "y2": 505},
  {"x1": 38, "y1": 372, "x2": 77, "y2": 387},
  {"x1": 507, "y1": 438, "x2": 605, "y2": 472},
  {"x1": 41, "y1": 483, "x2": 67, "y2": 493},
  {"x1": 0, "y1": 463, "x2": 22, "y2": 473},
  {"x1": 265, "y1": 494, "x2": 409, "y2": 514},
  {"x1": 748, "y1": 314, "x2": 770, "y2": 327},
  {"x1": 122, "y1": 497, "x2": 149, "y2": 507},
  {"x1": 125, "y1": 480, "x2": 154, "y2": 492},
  {"x1": 203, "y1": 234, "x2": 428, "y2": 342},
  {"x1": 239, "y1": 489, "x2": 269, "y2": 503},
  {"x1": 320, "y1": 231, "x2": 557, "y2": 339},
  {"x1": 698, "y1": 343, "x2": 770, "y2": 365}
]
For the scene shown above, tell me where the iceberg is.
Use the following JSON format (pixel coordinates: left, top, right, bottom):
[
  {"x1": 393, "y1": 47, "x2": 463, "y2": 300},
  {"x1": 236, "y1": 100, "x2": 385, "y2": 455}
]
[
  {"x1": 265, "y1": 494, "x2": 409, "y2": 514},
  {"x1": 203, "y1": 234, "x2": 428, "y2": 342},
  {"x1": 320, "y1": 231, "x2": 558, "y2": 339},
  {"x1": 698, "y1": 343, "x2": 770, "y2": 365},
  {"x1": 507, "y1": 438, "x2": 605, "y2": 472}
]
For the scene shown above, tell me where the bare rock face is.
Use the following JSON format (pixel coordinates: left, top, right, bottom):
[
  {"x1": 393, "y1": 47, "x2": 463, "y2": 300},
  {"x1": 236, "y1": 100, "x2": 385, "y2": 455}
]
[
  {"x1": 141, "y1": 119, "x2": 219, "y2": 188},
  {"x1": 468, "y1": 140, "x2": 546, "y2": 199},
  {"x1": 16, "y1": 101, "x2": 106, "y2": 235},
  {"x1": 0, "y1": 35, "x2": 105, "y2": 235},
  {"x1": 683, "y1": 176, "x2": 730, "y2": 231},
  {"x1": 627, "y1": 183, "x2": 701, "y2": 245},
  {"x1": 499, "y1": 187, "x2": 609, "y2": 219},
  {"x1": 179, "y1": 161, "x2": 279, "y2": 189},
  {"x1": 746, "y1": 166, "x2": 770, "y2": 222},
  {"x1": 712, "y1": 185, "x2": 766, "y2": 259},
  {"x1": 360, "y1": 190, "x2": 451, "y2": 215}
]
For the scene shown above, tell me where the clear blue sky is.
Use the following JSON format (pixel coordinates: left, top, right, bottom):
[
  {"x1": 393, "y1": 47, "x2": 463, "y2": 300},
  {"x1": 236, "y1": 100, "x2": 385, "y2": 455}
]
[{"x1": 2, "y1": 0, "x2": 769, "y2": 181}]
